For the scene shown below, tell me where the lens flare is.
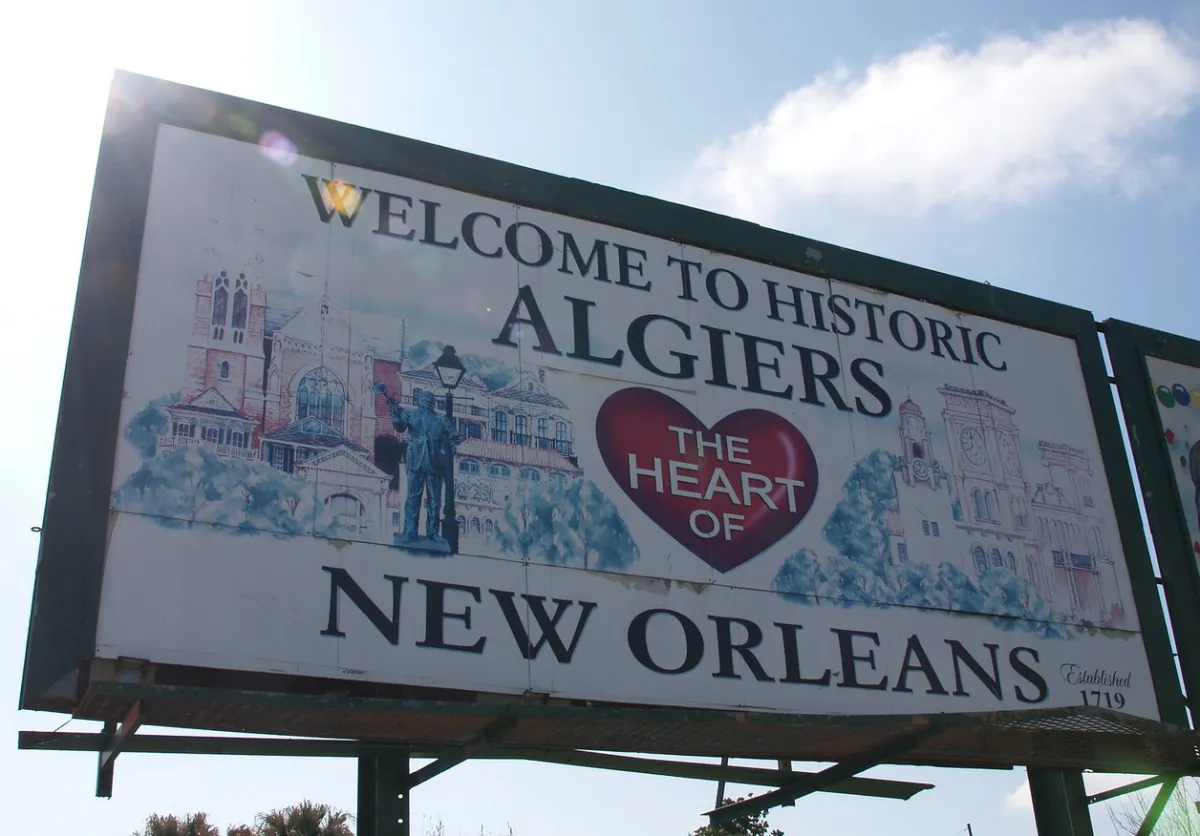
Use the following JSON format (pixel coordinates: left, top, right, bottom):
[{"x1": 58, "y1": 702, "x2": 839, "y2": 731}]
[{"x1": 259, "y1": 130, "x2": 297, "y2": 165}]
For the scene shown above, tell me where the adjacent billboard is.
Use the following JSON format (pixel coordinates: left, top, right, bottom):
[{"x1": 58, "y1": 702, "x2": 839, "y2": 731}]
[
  {"x1": 21, "y1": 74, "x2": 1180, "y2": 727},
  {"x1": 1105, "y1": 319, "x2": 1200, "y2": 712}
]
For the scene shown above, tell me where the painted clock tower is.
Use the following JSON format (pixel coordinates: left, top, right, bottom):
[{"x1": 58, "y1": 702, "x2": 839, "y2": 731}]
[{"x1": 939, "y1": 386, "x2": 1033, "y2": 543}]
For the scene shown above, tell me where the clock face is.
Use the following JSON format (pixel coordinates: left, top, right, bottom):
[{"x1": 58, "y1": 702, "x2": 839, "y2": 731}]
[
  {"x1": 959, "y1": 426, "x2": 988, "y2": 466},
  {"x1": 912, "y1": 458, "x2": 930, "y2": 481},
  {"x1": 998, "y1": 433, "x2": 1021, "y2": 476}
]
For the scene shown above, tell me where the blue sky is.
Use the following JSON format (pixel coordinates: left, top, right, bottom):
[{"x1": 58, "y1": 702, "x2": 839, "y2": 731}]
[{"x1": 4, "y1": 1, "x2": 1200, "y2": 834}]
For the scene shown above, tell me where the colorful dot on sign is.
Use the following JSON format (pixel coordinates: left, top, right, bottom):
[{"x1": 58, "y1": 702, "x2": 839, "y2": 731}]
[
  {"x1": 1192, "y1": 389, "x2": 1200, "y2": 410},
  {"x1": 1194, "y1": 541, "x2": 1200, "y2": 555},
  {"x1": 1183, "y1": 456, "x2": 1190, "y2": 469},
  {"x1": 1166, "y1": 429, "x2": 1176, "y2": 444},
  {"x1": 1173, "y1": 384, "x2": 1191, "y2": 406},
  {"x1": 1157, "y1": 386, "x2": 1175, "y2": 407}
]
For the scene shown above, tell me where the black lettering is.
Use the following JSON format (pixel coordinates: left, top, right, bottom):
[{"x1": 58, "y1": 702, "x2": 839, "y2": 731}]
[
  {"x1": 462, "y1": 211, "x2": 502, "y2": 257},
  {"x1": 793, "y1": 345, "x2": 852, "y2": 412},
  {"x1": 419, "y1": 199, "x2": 459, "y2": 248},
  {"x1": 889, "y1": 310, "x2": 926, "y2": 351},
  {"x1": 850, "y1": 358, "x2": 892, "y2": 417},
  {"x1": 706, "y1": 268, "x2": 748, "y2": 311},
  {"x1": 775, "y1": 622, "x2": 831, "y2": 686},
  {"x1": 828, "y1": 294, "x2": 855, "y2": 336},
  {"x1": 928, "y1": 318, "x2": 960, "y2": 361},
  {"x1": 1010, "y1": 647, "x2": 1049, "y2": 703},
  {"x1": 492, "y1": 286, "x2": 561, "y2": 355},
  {"x1": 505, "y1": 221, "x2": 553, "y2": 267},
  {"x1": 565, "y1": 296, "x2": 624, "y2": 366},
  {"x1": 320, "y1": 567, "x2": 406, "y2": 645},
  {"x1": 945, "y1": 640, "x2": 1003, "y2": 699},
  {"x1": 668, "y1": 256, "x2": 702, "y2": 301},
  {"x1": 806, "y1": 290, "x2": 828, "y2": 331},
  {"x1": 559, "y1": 232, "x2": 610, "y2": 281},
  {"x1": 628, "y1": 315, "x2": 696, "y2": 379},
  {"x1": 416, "y1": 580, "x2": 485, "y2": 654},
  {"x1": 615, "y1": 244, "x2": 651, "y2": 291},
  {"x1": 303, "y1": 175, "x2": 372, "y2": 228},
  {"x1": 628, "y1": 609, "x2": 704, "y2": 674},
  {"x1": 832, "y1": 628, "x2": 888, "y2": 690},
  {"x1": 700, "y1": 325, "x2": 736, "y2": 389},
  {"x1": 957, "y1": 326, "x2": 978, "y2": 365},
  {"x1": 710, "y1": 616, "x2": 774, "y2": 682},
  {"x1": 374, "y1": 191, "x2": 416, "y2": 240},
  {"x1": 738, "y1": 333, "x2": 793, "y2": 399},
  {"x1": 892, "y1": 635, "x2": 949, "y2": 694},
  {"x1": 976, "y1": 332, "x2": 1007, "y2": 371},
  {"x1": 492, "y1": 590, "x2": 597, "y2": 662},
  {"x1": 854, "y1": 300, "x2": 886, "y2": 343},
  {"x1": 763, "y1": 280, "x2": 809, "y2": 326}
]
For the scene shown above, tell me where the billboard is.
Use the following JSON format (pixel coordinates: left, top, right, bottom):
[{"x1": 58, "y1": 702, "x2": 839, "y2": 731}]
[
  {"x1": 22, "y1": 74, "x2": 1179, "y2": 728},
  {"x1": 1105, "y1": 319, "x2": 1200, "y2": 712}
]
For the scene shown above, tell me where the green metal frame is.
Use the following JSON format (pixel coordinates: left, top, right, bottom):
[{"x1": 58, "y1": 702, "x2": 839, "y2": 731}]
[{"x1": 1103, "y1": 319, "x2": 1200, "y2": 722}]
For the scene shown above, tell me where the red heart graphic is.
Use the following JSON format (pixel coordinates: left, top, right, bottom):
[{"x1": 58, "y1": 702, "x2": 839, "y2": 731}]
[{"x1": 595, "y1": 387, "x2": 818, "y2": 573}]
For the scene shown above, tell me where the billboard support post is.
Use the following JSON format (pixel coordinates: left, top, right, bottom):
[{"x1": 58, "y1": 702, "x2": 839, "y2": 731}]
[
  {"x1": 357, "y1": 755, "x2": 411, "y2": 836},
  {"x1": 1028, "y1": 770, "x2": 1094, "y2": 836}
]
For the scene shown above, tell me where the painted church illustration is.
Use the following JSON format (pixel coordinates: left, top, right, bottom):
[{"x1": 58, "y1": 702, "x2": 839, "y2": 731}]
[
  {"x1": 154, "y1": 270, "x2": 582, "y2": 545},
  {"x1": 884, "y1": 387, "x2": 1124, "y2": 624}
]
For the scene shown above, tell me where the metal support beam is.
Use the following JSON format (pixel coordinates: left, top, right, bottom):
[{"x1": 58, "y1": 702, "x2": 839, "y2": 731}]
[
  {"x1": 95, "y1": 700, "x2": 142, "y2": 798},
  {"x1": 406, "y1": 717, "x2": 516, "y2": 789},
  {"x1": 1029, "y1": 769, "x2": 1094, "y2": 836},
  {"x1": 19, "y1": 730, "x2": 934, "y2": 801},
  {"x1": 358, "y1": 756, "x2": 410, "y2": 836},
  {"x1": 705, "y1": 730, "x2": 927, "y2": 826},
  {"x1": 1136, "y1": 777, "x2": 1179, "y2": 836}
]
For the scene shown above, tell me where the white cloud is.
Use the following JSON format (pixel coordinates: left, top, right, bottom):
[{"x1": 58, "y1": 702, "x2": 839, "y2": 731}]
[
  {"x1": 680, "y1": 19, "x2": 1200, "y2": 220},
  {"x1": 1006, "y1": 778, "x2": 1033, "y2": 814}
]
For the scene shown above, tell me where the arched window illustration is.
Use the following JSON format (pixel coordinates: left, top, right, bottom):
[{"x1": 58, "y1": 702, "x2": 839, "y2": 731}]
[
  {"x1": 296, "y1": 368, "x2": 346, "y2": 431},
  {"x1": 456, "y1": 515, "x2": 466, "y2": 531},
  {"x1": 471, "y1": 517, "x2": 481, "y2": 534},
  {"x1": 459, "y1": 459, "x2": 480, "y2": 474},
  {"x1": 912, "y1": 441, "x2": 925, "y2": 459},
  {"x1": 972, "y1": 489, "x2": 986, "y2": 520},
  {"x1": 211, "y1": 272, "x2": 229, "y2": 339},
  {"x1": 231, "y1": 274, "x2": 248, "y2": 343},
  {"x1": 514, "y1": 414, "x2": 530, "y2": 445},
  {"x1": 327, "y1": 493, "x2": 363, "y2": 524},
  {"x1": 219, "y1": 361, "x2": 230, "y2": 380},
  {"x1": 489, "y1": 463, "x2": 511, "y2": 478},
  {"x1": 1006, "y1": 551, "x2": 1016, "y2": 571},
  {"x1": 537, "y1": 417, "x2": 549, "y2": 446},
  {"x1": 985, "y1": 491, "x2": 999, "y2": 521},
  {"x1": 990, "y1": 548, "x2": 1003, "y2": 568},
  {"x1": 973, "y1": 546, "x2": 987, "y2": 575},
  {"x1": 520, "y1": 468, "x2": 541, "y2": 482},
  {"x1": 556, "y1": 421, "x2": 568, "y2": 452},
  {"x1": 493, "y1": 410, "x2": 508, "y2": 442},
  {"x1": 485, "y1": 519, "x2": 494, "y2": 536}
]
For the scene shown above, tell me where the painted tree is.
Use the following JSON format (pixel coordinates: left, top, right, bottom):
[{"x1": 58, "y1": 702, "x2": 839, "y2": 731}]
[
  {"x1": 114, "y1": 446, "x2": 310, "y2": 536},
  {"x1": 690, "y1": 799, "x2": 784, "y2": 836},
  {"x1": 822, "y1": 450, "x2": 900, "y2": 576},
  {"x1": 495, "y1": 479, "x2": 639, "y2": 570},
  {"x1": 124, "y1": 391, "x2": 180, "y2": 459}
]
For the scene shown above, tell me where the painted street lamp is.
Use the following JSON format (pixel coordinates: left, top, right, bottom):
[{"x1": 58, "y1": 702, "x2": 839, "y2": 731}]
[{"x1": 433, "y1": 345, "x2": 465, "y2": 554}]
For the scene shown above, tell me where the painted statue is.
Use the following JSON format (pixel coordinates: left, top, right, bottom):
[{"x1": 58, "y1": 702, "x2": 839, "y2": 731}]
[{"x1": 374, "y1": 384, "x2": 462, "y2": 545}]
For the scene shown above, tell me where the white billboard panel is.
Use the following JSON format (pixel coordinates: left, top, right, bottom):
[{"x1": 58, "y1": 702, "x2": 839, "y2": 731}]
[{"x1": 94, "y1": 125, "x2": 1156, "y2": 718}]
